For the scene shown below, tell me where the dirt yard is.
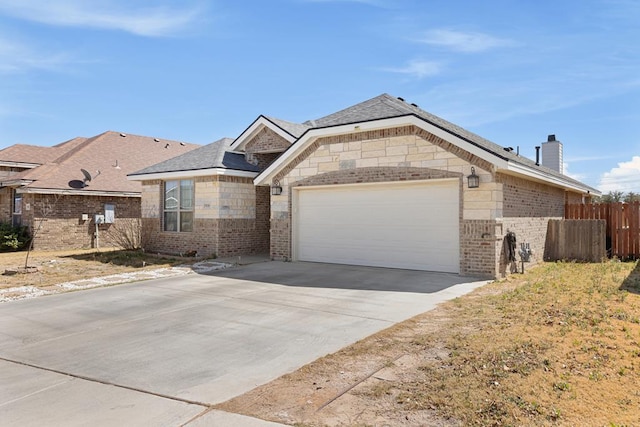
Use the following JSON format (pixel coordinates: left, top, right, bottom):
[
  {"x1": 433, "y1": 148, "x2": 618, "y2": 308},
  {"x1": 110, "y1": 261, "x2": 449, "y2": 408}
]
[
  {"x1": 217, "y1": 261, "x2": 640, "y2": 426},
  {"x1": 0, "y1": 248, "x2": 192, "y2": 299}
]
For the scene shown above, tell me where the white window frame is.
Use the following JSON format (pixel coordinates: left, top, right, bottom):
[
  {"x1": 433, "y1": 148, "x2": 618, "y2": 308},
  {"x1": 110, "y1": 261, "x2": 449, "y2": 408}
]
[{"x1": 163, "y1": 179, "x2": 194, "y2": 232}]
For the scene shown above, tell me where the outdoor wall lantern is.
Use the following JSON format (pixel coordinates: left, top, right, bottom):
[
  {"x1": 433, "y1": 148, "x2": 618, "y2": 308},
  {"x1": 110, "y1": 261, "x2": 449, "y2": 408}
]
[
  {"x1": 467, "y1": 167, "x2": 480, "y2": 188},
  {"x1": 271, "y1": 180, "x2": 283, "y2": 196}
]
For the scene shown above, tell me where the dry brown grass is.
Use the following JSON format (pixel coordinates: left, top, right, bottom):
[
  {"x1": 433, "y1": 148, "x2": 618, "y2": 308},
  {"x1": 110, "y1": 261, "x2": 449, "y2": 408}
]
[
  {"x1": 0, "y1": 248, "x2": 185, "y2": 291},
  {"x1": 218, "y1": 261, "x2": 640, "y2": 426}
]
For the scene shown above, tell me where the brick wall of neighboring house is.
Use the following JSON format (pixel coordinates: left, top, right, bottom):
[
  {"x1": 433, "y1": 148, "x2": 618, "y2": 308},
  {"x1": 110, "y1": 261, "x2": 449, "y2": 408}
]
[
  {"x1": 141, "y1": 176, "x2": 269, "y2": 258},
  {"x1": 0, "y1": 187, "x2": 11, "y2": 223},
  {"x1": 0, "y1": 166, "x2": 28, "y2": 223},
  {"x1": 25, "y1": 193, "x2": 141, "y2": 250}
]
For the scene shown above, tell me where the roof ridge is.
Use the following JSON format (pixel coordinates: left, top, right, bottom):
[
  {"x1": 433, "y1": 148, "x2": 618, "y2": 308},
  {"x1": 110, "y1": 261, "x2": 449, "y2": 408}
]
[
  {"x1": 50, "y1": 132, "x2": 104, "y2": 164},
  {"x1": 52, "y1": 136, "x2": 87, "y2": 148}
]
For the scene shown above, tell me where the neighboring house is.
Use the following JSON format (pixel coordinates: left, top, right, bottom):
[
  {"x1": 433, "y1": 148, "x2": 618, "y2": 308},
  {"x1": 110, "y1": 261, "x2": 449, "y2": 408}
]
[
  {"x1": 0, "y1": 131, "x2": 199, "y2": 250},
  {"x1": 130, "y1": 94, "x2": 599, "y2": 278}
]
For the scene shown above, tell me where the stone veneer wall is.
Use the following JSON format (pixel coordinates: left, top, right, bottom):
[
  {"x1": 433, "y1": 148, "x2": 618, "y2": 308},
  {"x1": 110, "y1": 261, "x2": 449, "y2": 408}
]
[
  {"x1": 269, "y1": 125, "x2": 500, "y2": 277},
  {"x1": 141, "y1": 176, "x2": 269, "y2": 257},
  {"x1": 25, "y1": 193, "x2": 140, "y2": 250}
]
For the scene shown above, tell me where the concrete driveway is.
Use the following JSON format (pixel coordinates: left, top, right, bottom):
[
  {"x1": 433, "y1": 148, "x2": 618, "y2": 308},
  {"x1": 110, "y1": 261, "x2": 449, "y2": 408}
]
[{"x1": 0, "y1": 261, "x2": 488, "y2": 426}]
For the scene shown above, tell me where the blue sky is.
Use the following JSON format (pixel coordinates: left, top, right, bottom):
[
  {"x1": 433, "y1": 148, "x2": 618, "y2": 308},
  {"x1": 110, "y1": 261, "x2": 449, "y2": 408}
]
[{"x1": 0, "y1": 0, "x2": 638, "y2": 193}]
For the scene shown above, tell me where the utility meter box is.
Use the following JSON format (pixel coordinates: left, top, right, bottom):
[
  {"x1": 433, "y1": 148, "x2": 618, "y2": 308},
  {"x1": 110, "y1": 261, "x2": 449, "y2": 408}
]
[{"x1": 94, "y1": 214, "x2": 105, "y2": 224}]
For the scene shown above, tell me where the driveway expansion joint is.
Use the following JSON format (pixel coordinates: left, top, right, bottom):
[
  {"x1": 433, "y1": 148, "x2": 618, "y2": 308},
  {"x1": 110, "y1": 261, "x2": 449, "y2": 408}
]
[{"x1": 0, "y1": 356, "x2": 212, "y2": 408}]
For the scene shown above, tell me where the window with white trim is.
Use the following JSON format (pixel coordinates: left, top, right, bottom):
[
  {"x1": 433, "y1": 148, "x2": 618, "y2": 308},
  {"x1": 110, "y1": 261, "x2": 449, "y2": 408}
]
[{"x1": 163, "y1": 179, "x2": 194, "y2": 232}]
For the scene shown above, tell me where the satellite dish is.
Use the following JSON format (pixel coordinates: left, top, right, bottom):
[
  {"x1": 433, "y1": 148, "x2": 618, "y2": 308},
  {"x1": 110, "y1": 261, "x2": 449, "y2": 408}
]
[{"x1": 81, "y1": 168, "x2": 92, "y2": 186}]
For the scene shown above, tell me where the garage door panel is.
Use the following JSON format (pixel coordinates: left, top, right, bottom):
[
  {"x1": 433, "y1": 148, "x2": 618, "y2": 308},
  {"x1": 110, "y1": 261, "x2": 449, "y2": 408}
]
[{"x1": 294, "y1": 180, "x2": 460, "y2": 273}]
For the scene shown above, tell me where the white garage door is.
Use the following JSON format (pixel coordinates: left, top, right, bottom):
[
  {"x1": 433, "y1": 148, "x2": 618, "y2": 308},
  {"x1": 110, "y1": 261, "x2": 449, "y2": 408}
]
[{"x1": 293, "y1": 179, "x2": 460, "y2": 273}]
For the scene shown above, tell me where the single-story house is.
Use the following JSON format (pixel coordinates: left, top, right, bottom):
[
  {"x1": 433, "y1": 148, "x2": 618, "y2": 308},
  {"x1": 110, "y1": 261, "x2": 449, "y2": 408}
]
[
  {"x1": 129, "y1": 94, "x2": 599, "y2": 278},
  {"x1": 0, "y1": 131, "x2": 199, "y2": 250}
]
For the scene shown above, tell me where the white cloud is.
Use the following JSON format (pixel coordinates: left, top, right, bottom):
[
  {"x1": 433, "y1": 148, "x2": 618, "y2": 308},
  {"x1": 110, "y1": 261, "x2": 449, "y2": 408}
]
[
  {"x1": 599, "y1": 156, "x2": 640, "y2": 193},
  {"x1": 0, "y1": 36, "x2": 71, "y2": 73},
  {"x1": 381, "y1": 59, "x2": 441, "y2": 79},
  {"x1": 417, "y1": 29, "x2": 514, "y2": 53},
  {"x1": 0, "y1": 0, "x2": 203, "y2": 37},
  {"x1": 563, "y1": 162, "x2": 586, "y2": 182}
]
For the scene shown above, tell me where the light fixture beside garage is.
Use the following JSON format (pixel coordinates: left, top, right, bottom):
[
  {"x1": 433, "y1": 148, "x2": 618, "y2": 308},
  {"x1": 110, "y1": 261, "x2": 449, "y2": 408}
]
[
  {"x1": 467, "y1": 167, "x2": 480, "y2": 188},
  {"x1": 271, "y1": 180, "x2": 283, "y2": 196}
]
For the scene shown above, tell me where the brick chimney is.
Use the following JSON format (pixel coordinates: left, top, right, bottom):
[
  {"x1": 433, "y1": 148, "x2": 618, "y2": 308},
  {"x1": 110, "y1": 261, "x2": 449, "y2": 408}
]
[{"x1": 541, "y1": 134, "x2": 563, "y2": 174}]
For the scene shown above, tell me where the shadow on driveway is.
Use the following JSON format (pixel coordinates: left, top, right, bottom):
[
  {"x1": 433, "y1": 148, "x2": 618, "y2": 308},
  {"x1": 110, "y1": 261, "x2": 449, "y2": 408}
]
[{"x1": 205, "y1": 260, "x2": 485, "y2": 294}]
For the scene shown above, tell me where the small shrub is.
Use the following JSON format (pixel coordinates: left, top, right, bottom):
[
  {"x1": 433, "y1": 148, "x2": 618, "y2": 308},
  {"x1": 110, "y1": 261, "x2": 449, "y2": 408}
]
[{"x1": 0, "y1": 222, "x2": 30, "y2": 251}]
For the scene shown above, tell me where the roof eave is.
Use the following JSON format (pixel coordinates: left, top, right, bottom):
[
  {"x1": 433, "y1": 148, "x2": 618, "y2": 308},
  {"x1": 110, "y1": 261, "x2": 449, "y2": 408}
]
[
  {"x1": 0, "y1": 179, "x2": 34, "y2": 187},
  {"x1": 17, "y1": 187, "x2": 142, "y2": 197},
  {"x1": 0, "y1": 161, "x2": 41, "y2": 169},
  {"x1": 502, "y1": 162, "x2": 601, "y2": 195},
  {"x1": 128, "y1": 168, "x2": 259, "y2": 181}
]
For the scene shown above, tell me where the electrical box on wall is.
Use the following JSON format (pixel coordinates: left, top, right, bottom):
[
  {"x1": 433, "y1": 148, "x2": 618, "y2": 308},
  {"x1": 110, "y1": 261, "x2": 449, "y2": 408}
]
[
  {"x1": 81, "y1": 214, "x2": 89, "y2": 221},
  {"x1": 104, "y1": 203, "x2": 115, "y2": 224},
  {"x1": 94, "y1": 214, "x2": 105, "y2": 224}
]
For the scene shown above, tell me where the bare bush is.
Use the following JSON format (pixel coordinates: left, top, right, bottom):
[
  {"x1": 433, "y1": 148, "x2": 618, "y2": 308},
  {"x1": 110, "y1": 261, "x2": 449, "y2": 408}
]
[{"x1": 104, "y1": 218, "x2": 152, "y2": 250}]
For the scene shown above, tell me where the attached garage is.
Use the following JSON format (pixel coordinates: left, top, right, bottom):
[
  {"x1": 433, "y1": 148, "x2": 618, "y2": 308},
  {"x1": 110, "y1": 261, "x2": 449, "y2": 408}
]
[{"x1": 292, "y1": 179, "x2": 460, "y2": 273}]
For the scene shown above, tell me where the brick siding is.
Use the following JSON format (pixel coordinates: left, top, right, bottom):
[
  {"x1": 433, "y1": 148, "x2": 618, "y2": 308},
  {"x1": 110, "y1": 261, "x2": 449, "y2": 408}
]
[
  {"x1": 496, "y1": 173, "x2": 567, "y2": 276},
  {"x1": 0, "y1": 187, "x2": 11, "y2": 223},
  {"x1": 244, "y1": 127, "x2": 290, "y2": 169},
  {"x1": 460, "y1": 219, "x2": 502, "y2": 277},
  {"x1": 24, "y1": 193, "x2": 140, "y2": 250},
  {"x1": 245, "y1": 127, "x2": 291, "y2": 153}
]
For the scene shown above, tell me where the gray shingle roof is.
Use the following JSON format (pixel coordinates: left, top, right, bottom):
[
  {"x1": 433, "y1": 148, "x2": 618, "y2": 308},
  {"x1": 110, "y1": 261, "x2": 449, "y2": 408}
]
[
  {"x1": 305, "y1": 93, "x2": 596, "y2": 192},
  {"x1": 130, "y1": 138, "x2": 260, "y2": 176},
  {"x1": 264, "y1": 116, "x2": 310, "y2": 138}
]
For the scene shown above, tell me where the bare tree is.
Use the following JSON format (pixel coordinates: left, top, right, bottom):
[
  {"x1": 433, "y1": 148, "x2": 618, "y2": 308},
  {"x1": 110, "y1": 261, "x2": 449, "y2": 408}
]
[{"x1": 24, "y1": 194, "x2": 63, "y2": 269}]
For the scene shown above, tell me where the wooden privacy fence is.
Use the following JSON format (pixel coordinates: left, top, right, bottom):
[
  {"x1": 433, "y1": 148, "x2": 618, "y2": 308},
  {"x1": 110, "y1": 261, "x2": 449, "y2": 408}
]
[
  {"x1": 545, "y1": 219, "x2": 606, "y2": 262},
  {"x1": 565, "y1": 202, "x2": 640, "y2": 259}
]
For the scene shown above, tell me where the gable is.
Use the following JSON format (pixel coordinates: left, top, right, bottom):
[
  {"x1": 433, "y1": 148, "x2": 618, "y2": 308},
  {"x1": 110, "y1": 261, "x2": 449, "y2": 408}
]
[
  {"x1": 245, "y1": 127, "x2": 292, "y2": 154},
  {"x1": 231, "y1": 116, "x2": 298, "y2": 153}
]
